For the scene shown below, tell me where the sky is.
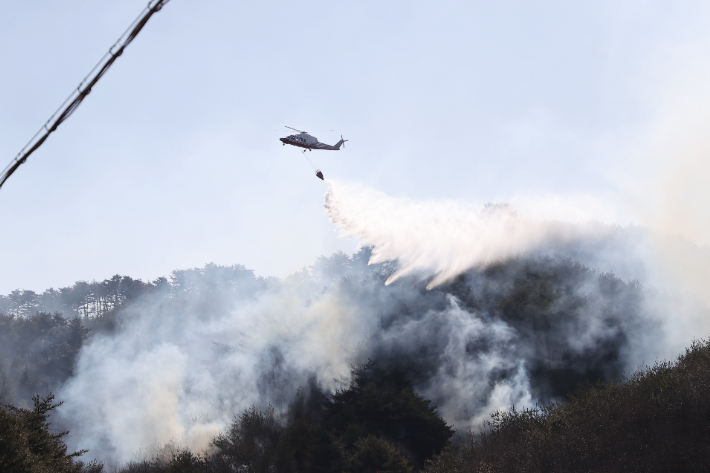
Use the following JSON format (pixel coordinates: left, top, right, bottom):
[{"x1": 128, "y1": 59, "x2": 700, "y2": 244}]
[{"x1": 2, "y1": 0, "x2": 710, "y2": 294}]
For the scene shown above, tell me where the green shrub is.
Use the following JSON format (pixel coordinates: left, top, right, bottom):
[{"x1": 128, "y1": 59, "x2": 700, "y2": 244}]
[
  {"x1": 0, "y1": 394, "x2": 100, "y2": 473},
  {"x1": 350, "y1": 435, "x2": 412, "y2": 473},
  {"x1": 424, "y1": 339, "x2": 710, "y2": 473}
]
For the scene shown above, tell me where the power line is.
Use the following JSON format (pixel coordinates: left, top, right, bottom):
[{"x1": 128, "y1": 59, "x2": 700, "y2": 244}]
[{"x1": 0, "y1": 0, "x2": 172, "y2": 190}]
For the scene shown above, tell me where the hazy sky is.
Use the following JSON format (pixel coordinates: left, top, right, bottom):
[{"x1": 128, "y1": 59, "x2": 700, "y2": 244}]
[{"x1": 2, "y1": 0, "x2": 710, "y2": 294}]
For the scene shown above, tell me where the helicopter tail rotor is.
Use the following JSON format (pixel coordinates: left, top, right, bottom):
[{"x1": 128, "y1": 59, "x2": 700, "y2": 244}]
[{"x1": 334, "y1": 135, "x2": 348, "y2": 150}]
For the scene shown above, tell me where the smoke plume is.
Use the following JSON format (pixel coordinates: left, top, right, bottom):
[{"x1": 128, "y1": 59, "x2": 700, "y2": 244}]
[{"x1": 49, "y1": 180, "x2": 710, "y2": 466}]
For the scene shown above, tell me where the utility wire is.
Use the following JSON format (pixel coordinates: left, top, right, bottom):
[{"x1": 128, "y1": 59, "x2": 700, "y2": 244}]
[{"x1": 0, "y1": 0, "x2": 172, "y2": 190}]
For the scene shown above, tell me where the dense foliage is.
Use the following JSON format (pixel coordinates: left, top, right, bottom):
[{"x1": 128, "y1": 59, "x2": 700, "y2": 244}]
[
  {"x1": 0, "y1": 251, "x2": 706, "y2": 471},
  {"x1": 0, "y1": 253, "x2": 644, "y2": 410},
  {"x1": 0, "y1": 264, "x2": 264, "y2": 406},
  {"x1": 323, "y1": 363, "x2": 453, "y2": 467},
  {"x1": 438, "y1": 258, "x2": 641, "y2": 401},
  {"x1": 121, "y1": 363, "x2": 452, "y2": 473},
  {"x1": 0, "y1": 276, "x2": 155, "y2": 319},
  {"x1": 0, "y1": 312, "x2": 89, "y2": 404},
  {"x1": 424, "y1": 339, "x2": 710, "y2": 473},
  {"x1": 0, "y1": 264, "x2": 262, "y2": 321},
  {"x1": 0, "y1": 394, "x2": 101, "y2": 473}
]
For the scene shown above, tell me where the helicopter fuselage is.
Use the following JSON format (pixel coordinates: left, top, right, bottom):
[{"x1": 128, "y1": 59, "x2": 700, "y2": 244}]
[{"x1": 280, "y1": 132, "x2": 346, "y2": 150}]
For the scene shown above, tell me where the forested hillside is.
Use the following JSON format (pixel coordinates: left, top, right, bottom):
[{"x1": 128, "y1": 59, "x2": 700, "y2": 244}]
[
  {"x1": 0, "y1": 275, "x2": 157, "y2": 319},
  {"x1": 0, "y1": 264, "x2": 264, "y2": 406},
  {"x1": 424, "y1": 339, "x2": 710, "y2": 473},
  {"x1": 0, "y1": 248, "x2": 707, "y2": 472},
  {"x1": 0, "y1": 394, "x2": 102, "y2": 473}
]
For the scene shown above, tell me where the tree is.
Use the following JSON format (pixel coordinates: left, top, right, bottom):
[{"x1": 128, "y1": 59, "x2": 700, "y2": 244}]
[
  {"x1": 350, "y1": 435, "x2": 411, "y2": 473},
  {"x1": 0, "y1": 393, "x2": 100, "y2": 472},
  {"x1": 323, "y1": 363, "x2": 454, "y2": 467},
  {"x1": 213, "y1": 406, "x2": 280, "y2": 473}
]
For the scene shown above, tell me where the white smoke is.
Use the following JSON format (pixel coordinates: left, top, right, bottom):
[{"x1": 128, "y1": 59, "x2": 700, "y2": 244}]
[
  {"x1": 372, "y1": 295, "x2": 534, "y2": 431},
  {"x1": 322, "y1": 179, "x2": 710, "y2": 367},
  {"x1": 58, "y1": 275, "x2": 384, "y2": 465},
  {"x1": 55, "y1": 180, "x2": 710, "y2": 467},
  {"x1": 58, "y1": 264, "x2": 545, "y2": 465}
]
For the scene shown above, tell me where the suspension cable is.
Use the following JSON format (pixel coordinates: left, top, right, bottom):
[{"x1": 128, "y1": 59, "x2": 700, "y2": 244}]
[{"x1": 0, "y1": 0, "x2": 172, "y2": 190}]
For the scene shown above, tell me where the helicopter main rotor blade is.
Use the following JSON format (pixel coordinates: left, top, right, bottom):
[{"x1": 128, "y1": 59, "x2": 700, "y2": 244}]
[
  {"x1": 285, "y1": 126, "x2": 307, "y2": 133},
  {"x1": 274, "y1": 129, "x2": 335, "y2": 133}
]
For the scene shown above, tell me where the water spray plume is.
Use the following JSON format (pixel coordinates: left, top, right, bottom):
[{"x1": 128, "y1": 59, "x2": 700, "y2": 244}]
[{"x1": 325, "y1": 180, "x2": 583, "y2": 288}]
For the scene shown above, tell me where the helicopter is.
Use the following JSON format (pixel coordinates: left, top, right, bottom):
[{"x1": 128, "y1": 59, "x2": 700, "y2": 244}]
[
  {"x1": 279, "y1": 126, "x2": 347, "y2": 151},
  {"x1": 279, "y1": 126, "x2": 347, "y2": 181}
]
